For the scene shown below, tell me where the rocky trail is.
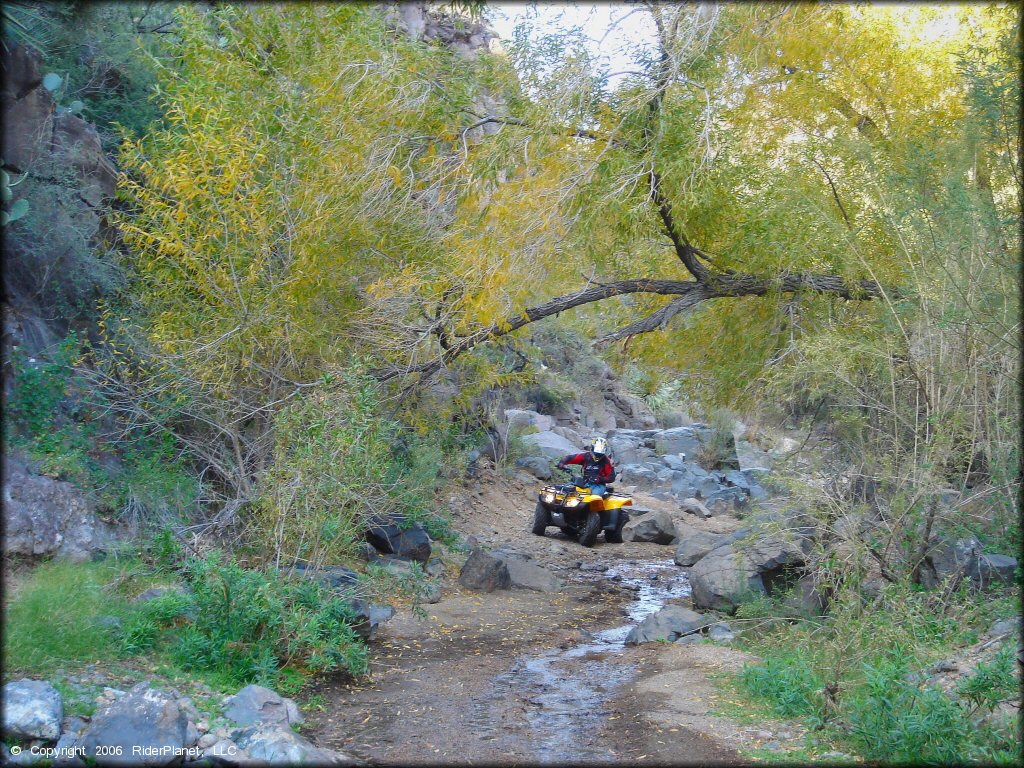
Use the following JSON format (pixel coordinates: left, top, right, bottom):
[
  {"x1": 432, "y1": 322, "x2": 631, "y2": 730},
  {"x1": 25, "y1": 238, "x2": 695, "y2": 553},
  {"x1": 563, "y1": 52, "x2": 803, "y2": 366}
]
[{"x1": 307, "y1": 467, "x2": 799, "y2": 765}]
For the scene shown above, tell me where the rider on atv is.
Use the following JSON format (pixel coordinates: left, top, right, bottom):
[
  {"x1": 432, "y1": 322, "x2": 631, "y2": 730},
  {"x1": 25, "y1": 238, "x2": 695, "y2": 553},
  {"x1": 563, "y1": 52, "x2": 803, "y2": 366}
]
[{"x1": 556, "y1": 437, "x2": 615, "y2": 497}]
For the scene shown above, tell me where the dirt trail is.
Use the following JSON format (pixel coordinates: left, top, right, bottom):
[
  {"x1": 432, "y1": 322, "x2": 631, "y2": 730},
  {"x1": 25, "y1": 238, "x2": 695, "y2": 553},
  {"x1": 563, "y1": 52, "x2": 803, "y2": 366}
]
[{"x1": 308, "y1": 467, "x2": 774, "y2": 764}]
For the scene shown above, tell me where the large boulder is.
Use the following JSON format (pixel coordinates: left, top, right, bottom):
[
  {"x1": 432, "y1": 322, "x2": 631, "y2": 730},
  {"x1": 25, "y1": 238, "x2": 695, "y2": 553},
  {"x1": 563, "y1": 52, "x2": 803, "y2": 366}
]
[
  {"x1": 504, "y1": 409, "x2": 556, "y2": 433},
  {"x1": 689, "y1": 536, "x2": 806, "y2": 613},
  {"x1": 673, "y1": 523, "x2": 749, "y2": 567},
  {"x1": 3, "y1": 453, "x2": 114, "y2": 561},
  {"x1": 653, "y1": 426, "x2": 707, "y2": 459},
  {"x1": 494, "y1": 555, "x2": 563, "y2": 593},
  {"x1": 618, "y1": 463, "x2": 659, "y2": 489},
  {"x1": 458, "y1": 549, "x2": 511, "y2": 592},
  {"x1": 78, "y1": 683, "x2": 189, "y2": 766},
  {"x1": 232, "y1": 723, "x2": 355, "y2": 764},
  {"x1": 625, "y1": 605, "x2": 709, "y2": 645},
  {"x1": 622, "y1": 510, "x2": 676, "y2": 544},
  {"x1": 364, "y1": 515, "x2": 431, "y2": 563},
  {"x1": 917, "y1": 536, "x2": 1015, "y2": 590},
  {"x1": 222, "y1": 685, "x2": 303, "y2": 728},
  {"x1": 518, "y1": 430, "x2": 577, "y2": 461},
  {"x1": 515, "y1": 455, "x2": 552, "y2": 480},
  {"x1": 3, "y1": 679, "x2": 62, "y2": 742}
]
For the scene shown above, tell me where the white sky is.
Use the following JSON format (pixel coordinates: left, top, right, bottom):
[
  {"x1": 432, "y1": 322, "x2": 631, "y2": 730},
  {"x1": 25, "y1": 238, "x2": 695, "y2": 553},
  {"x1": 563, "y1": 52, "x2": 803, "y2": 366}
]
[{"x1": 487, "y1": 2, "x2": 657, "y2": 84}]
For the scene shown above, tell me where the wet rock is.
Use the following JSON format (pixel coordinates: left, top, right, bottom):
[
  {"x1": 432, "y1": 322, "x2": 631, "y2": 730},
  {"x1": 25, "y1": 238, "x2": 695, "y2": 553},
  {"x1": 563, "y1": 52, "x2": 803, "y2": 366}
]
[
  {"x1": 622, "y1": 510, "x2": 676, "y2": 544},
  {"x1": 232, "y1": 723, "x2": 355, "y2": 764},
  {"x1": 222, "y1": 684, "x2": 303, "y2": 728},
  {"x1": 79, "y1": 682, "x2": 189, "y2": 766},
  {"x1": 365, "y1": 515, "x2": 432, "y2": 563},
  {"x1": 3, "y1": 679, "x2": 63, "y2": 741},
  {"x1": 495, "y1": 555, "x2": 563, "y2": 593},
  {"x1": 625, "y1": 605, "x2": 710, "y2": 645},
  {"x1": 579, "y1": 562, "x2": 608, "y2": 572},
  {"x1": 458, "y1": 549, "x2": 511, "y2": 592}
]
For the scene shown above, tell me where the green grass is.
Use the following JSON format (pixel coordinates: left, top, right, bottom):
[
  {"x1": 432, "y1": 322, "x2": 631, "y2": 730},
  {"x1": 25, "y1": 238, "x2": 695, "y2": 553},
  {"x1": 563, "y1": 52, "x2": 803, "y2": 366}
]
[{"x1": 5, "y1": 560, "x2": 143, "y2": 674}]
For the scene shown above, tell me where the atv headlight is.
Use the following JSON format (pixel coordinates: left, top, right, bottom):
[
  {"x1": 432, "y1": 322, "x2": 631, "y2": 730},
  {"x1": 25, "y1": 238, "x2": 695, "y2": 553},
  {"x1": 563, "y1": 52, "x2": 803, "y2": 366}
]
[
  {"x1": 542, "y1": 492, "x2": 554, "y2": 503},
  {"x1": 564, "y1": 497, "x2": 580, "y2": 507}
]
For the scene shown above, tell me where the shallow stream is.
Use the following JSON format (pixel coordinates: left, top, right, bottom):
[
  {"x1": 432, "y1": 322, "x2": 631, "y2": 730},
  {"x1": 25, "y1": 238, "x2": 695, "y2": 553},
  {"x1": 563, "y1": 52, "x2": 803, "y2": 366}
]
[{"x1": 470, "y1": 558, "x2": 691, "y2": 763}]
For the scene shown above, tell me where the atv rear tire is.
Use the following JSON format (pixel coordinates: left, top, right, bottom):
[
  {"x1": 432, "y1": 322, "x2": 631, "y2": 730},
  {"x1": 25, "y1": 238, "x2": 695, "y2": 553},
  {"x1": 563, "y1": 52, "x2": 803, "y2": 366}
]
[
  {"x1": 532, "y1": 502, "x2": 549, "y2": 536},
  {"x1": 579, "y1": 511, "x2": 602, "y2": 547},
  {"x1": 605, "y1": 518, "x2": 625, "y2": 543}
]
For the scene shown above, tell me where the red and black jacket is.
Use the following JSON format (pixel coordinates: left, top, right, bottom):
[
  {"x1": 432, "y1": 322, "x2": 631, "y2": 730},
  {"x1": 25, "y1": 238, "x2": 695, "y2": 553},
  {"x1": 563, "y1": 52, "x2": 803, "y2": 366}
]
[{"x1": 558, "y1": 452, "x2": 615, "y2": 484}]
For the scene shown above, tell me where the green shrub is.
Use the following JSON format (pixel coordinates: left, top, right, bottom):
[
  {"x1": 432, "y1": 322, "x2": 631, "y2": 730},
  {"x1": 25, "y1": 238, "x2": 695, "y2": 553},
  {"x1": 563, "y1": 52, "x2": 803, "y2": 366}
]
[
  {"x1": 956, "y1": 644, "x2": 1017, "y2": 712},
  {"x1": 738, "y1": 652, "x2": 825, "y2": 720},
  {"x1": 170, "y1": 551, "x2": 368, "y2": 688},
  {"x1": 844, "y1": 651, "x2": 972, "y2": 764}
]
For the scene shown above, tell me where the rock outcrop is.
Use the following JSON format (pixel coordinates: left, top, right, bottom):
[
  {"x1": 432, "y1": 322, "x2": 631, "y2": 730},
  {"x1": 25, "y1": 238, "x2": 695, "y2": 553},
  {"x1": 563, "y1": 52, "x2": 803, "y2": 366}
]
[
  {"x1": 3, "y1": 679, "x2": 63, "y2": 742},
  {"x1": 3, "y1": 452, "x2": 114, "y2": 561},
  {"x1": 689, "y1": 536, "x2": 806, "y2": 613}
]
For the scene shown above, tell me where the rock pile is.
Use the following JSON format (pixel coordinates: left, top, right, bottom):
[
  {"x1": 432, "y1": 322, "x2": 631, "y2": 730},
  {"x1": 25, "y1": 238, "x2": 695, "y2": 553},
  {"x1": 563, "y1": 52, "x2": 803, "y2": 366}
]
[{"x1": 1, "y1": 680, "x2": 356, "y2": 766}]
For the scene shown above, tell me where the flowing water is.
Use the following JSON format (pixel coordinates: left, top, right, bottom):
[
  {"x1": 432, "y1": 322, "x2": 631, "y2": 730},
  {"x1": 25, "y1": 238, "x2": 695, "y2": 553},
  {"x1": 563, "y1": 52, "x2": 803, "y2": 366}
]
[{"x1": 469, "y1": 558, "x2": 691, "y2": 763}]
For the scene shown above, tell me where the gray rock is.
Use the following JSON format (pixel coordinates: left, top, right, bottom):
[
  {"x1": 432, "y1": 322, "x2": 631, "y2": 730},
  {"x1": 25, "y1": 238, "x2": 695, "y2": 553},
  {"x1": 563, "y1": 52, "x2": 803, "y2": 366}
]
[
  {"x1": 78, "y1": 682, "x2": 188, "y2": 766},
  {"x1": 653, "y1": 427, "x2": 706, "y2": 458},
  {"x1": 515, "y1": 455, "x2": 552, "y2": 480},
  {"x1": 625, "y1": 605, "x2": 710, "y2": 645},
  {"x1": 197, "y1": 733, "x2": 218, "y2": 750},
  {"x1": 673, "y1": 524, "x2": 730, "y2": 567},
  {"x1": 703, "y1": 487, "x2": 747, "y2": 514},
  {"x1": 674, "y1": 633, "x2": 703, "y2": 645},
  {"x1": 708, "y1": 622, "x2": 735, "y2": 642},
  {"x1": 495, "y1": 556, "x2": 563, "y2": 593},
  {"x1": 2, "y1": 453, "x2": 114, "y2": 561},
  {"x1": 222, "y1": 685, "x2": 303, "y2": 728},
  {"x1": 3, "y1": 679, "x2": 63, "y2": 741},
  {"x1": 979, "y1": 554, "x2": 1018, "y2": 587},
  {"x1": 784, "y1": 574, "x2": 829, "y2": 616},
  {"x1": 736, "y1": 440, "x2": 772, "y2": 472},
  {"x1": 504, "y1": 409, "x2": 556, "y2": 433},
  {"x1": 292, "y1": 563, "x2": 359, "y2": 591},
  {"x1": 677, "y1": 497, "x2": 713, "y2": 519},
  {"x1": 346, "y1": 599, "x2": 395, "y2": 641},
  {"x1": 689, "y1": 536, "x2": 806, "y2": 613},
  {"x1": 185, "y1": 721, "x2": 201, "y2": 747},
  {"x1": 458, "y1": 549, "x2": 511, "y2": 592},
  {"x1": 989, "y1": 616, "x2": 1021, "y2": 638},
  {"x1": 662, "y1": 454, "x2": 687, "y2": 471},
  {"x1": 622, "y1": 510, "x2": 676, "y2": 544},
  {"x1": 619, "y1": 463, "x2": 659, "y2": 488},
  {"x1": 201, "y1": 738, "x2": 250, "y2": 766},
  {"x1": 232, "y1": 723, "x2": 355, "y2": 764},
  {"x1": 365, "y1": 515, "x2": 432, "y2": 563},
  {"x1": 519, "y1": 430, "x2": 578, "y2": 461}
]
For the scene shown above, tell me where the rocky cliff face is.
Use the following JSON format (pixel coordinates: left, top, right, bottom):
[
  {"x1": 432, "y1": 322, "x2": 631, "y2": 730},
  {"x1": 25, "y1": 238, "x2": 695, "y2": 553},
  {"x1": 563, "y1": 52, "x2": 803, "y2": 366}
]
[{"x1": 2, "y1": 43, "x2": 119, "y2": 358}]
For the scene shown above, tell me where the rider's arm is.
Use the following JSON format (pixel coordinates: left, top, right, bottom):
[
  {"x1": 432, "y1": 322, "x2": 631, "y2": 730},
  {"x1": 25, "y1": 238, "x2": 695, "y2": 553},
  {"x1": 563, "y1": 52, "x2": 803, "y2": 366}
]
[{"x1": 557, "y1": 452, "x2": 585, "y2": 469}]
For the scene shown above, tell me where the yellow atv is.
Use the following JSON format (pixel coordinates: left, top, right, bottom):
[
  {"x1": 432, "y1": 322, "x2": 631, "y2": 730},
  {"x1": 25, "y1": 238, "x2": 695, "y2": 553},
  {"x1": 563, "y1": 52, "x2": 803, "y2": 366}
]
[{"x1": 532, "y1": 468, "x2": 632, "y2": 546}]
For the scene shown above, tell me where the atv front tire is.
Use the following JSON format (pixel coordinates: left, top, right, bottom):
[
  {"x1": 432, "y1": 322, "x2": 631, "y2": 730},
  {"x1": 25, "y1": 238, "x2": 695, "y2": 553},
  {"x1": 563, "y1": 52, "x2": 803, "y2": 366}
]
[
  {"x1": 532, "y1": 502, "x2": 549, "y2": 536},
  {"x1": 578, "y1": 511, "x2": 602, "y2": 547}
]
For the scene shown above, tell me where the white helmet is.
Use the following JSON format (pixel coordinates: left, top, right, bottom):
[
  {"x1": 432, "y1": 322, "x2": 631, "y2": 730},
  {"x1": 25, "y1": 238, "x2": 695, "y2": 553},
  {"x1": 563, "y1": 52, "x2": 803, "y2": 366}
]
[{"x1": 591, "y1": 437, "x2": 608, "y2": 456}]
